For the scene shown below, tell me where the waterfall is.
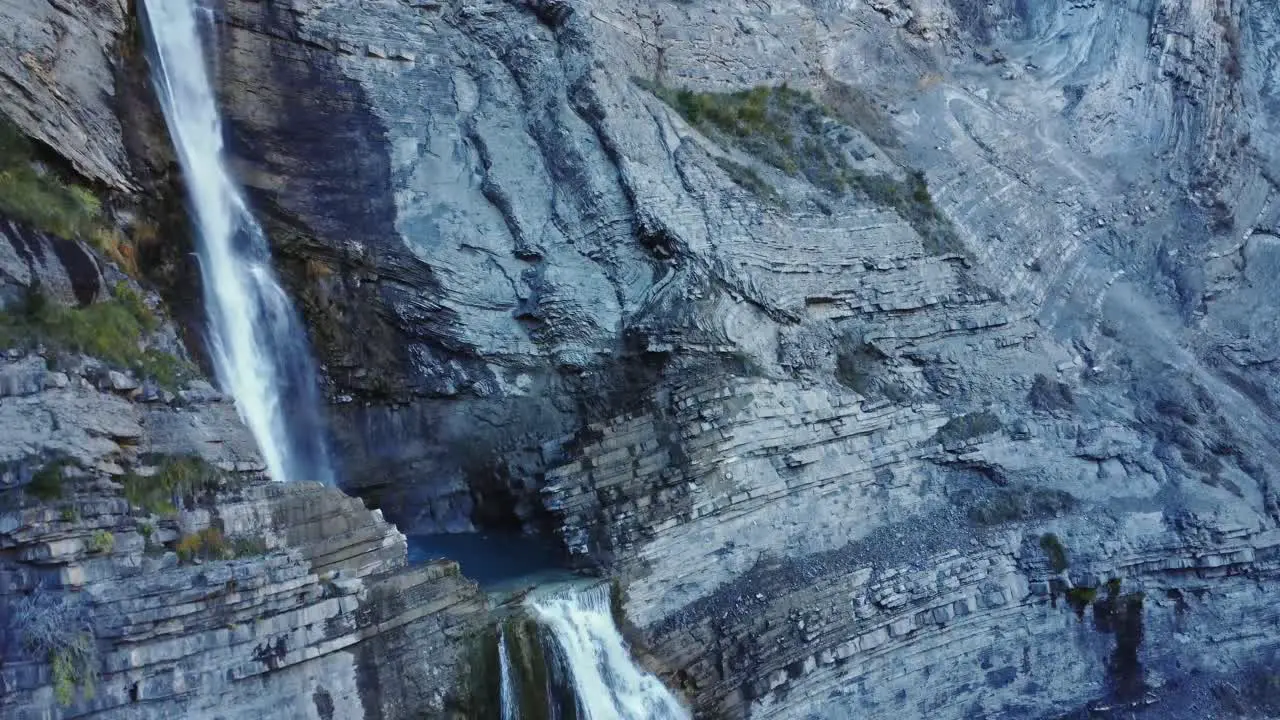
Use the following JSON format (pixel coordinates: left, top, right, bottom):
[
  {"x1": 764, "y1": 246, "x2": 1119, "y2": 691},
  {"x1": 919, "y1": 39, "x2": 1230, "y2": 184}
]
[
  {"x1": 498, "y1": 627, "x2": 521, "y2": 720},
  {"x1": 140, "y1": 0, "x2": 333, "y2": 484},
  {"x1": 528, "y1": 585, "x2": 689, "y2": 720}
]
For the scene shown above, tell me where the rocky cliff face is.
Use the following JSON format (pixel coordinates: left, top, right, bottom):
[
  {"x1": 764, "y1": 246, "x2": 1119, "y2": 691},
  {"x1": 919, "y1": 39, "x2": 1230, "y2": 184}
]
[
  {"x1": 5, "y1": 0, "x2": 1280, "y2": 718},
  {"x1": 208, "y1": 0, "x2": 1280, "y2": 716},
  {"x1": 0, "y1": 0, "x2": 135, "y2": 190},
  {"x1": 0, "y1": 4, "x2": 501, "y2": 718},
  {"x1": 0, "y1": 218, "x2": 491, "y2": 719}
]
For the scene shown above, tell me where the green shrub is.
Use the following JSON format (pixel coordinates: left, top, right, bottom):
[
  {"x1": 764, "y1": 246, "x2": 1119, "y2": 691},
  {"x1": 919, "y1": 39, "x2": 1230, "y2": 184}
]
[
  {"x1": 176, "y1": 527, "x2": 231, "y2": 563},
  {"x1": 60, "y1": 507, "x2": 79, "y2": 523},
  {"x1": 820, "y1": 77, "x2": 902, "y2": 151},
  {"x1": 174, "y1": 528, "x2": 266, "y2": 564},
  {"x1": 87, "y1": 530, "x2": 114, "y2": 554},
  {"x1": 136, "y1": 348, "x2": 192, "y2": 389},
  {"x1": 1040, "y1": 533, "x2": 1069, "y2": 573},
  {"x1": 27, "y1": 459, "x2": 69, "y2": 501},
  {"x1": 639, "y1": 80, "x2": 964, "y2": 254},
  {"x1": 714, "y1": 157, "x2": 784, "y2": 206},
  {"x1": 109, "y1": 281, "x2": 158, "y2": 333},
  {"x1": 123, "y1": 455, "x2": 223, "y2": 516},
  {"x1": 935, "y1": 411, "x2": 1002, "y2": 444},
  {"x1": 1066, "y1": 586, "x2": 1097, "y2": 619},
  {"x1": 640, "y1": 81, "x2": 843, "y2": 191},
  {"x1": 231, "y1": 536, "x2": 269, "y2": 558},
  {"x1": 1027, "y1": 373, "x2": 1075, "y2": 412},
  {"x1": 968, "y1": 485, "x2": 1077, "y2": 526},
  {"x1": 1106, "y1": 578, "x2": 1122, "y2": 598}
]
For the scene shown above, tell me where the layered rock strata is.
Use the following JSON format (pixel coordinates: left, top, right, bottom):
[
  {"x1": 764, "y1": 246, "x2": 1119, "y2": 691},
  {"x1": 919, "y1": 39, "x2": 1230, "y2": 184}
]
[
  {"x1": 0, "y1": 221, "x2": 491, "y2": 719},
  {"x1": 204, "y1": 0, "x2": 1280, "y2": 716},
  {"x1": 6, "y1": 0, "x2": 1280, "y2": 718}
]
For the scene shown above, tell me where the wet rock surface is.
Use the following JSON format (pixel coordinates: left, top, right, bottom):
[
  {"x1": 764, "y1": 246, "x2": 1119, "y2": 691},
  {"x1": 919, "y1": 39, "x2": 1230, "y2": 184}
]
[
  {"x1": 5, "y1": 0, "x2": 1280, "y2": 718},
  {"x1": 0, "y1": 218, "x2": 490, "y2": 719},
  {"x1": 206, "y1": 0, "x2": 1280, "y2": 715}
]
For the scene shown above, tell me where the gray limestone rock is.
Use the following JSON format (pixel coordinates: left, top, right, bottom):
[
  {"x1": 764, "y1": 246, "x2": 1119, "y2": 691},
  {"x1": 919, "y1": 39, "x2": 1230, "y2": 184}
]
[
  {"x1": 0, "y1": 0, "x2": 134, "y2": 189},
  {"x1": 202, "y1": 0, "x2": 1280, "y2": 716},
  {"x1": 0, "y1": 213, "x2": 489, "y2": 720},
  {"x1": 6, "y1": 0, "x2": 1280, "y2": 718}
]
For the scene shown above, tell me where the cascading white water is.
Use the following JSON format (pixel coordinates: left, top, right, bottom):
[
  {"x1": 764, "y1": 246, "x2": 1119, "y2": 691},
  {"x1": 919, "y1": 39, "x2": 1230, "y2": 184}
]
[
  {"x1": 528, "y1": 585, "x2": 690, "y2": 720},
  {"x1": 498, "y1": 627, "x2": 521, "y2": 720},
  {"x1": 141, "y1": 0, "x2": 333, "y2": 484}
]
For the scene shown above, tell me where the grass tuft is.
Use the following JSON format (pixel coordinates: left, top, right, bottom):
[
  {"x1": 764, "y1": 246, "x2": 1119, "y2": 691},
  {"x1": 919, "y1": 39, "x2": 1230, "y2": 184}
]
[
  {"x1": 1066, "y1": 586, "x2": 1097, "y2": 619},
  {"x1": 0, "y1": 115, "x2": 144, "y2": 272},
  {"x1": 1040, "y1": 533, "x2": 1070, "y2": 573},
  {"x1": 0, "y1": 117, "x2": 102, "y2": 240},
  {"x1": 935, "y1": 411, "x2": 1002, "y2": 444},
  {"x1": 175, "y1": 527, "x2": 230, "y2": 564},
  {"x1": 968, "y1": 485, "x2": 1077, "y2": 526},
  {"x1": 87, "y1": 530, "x2": 114, "y2": 554},
  {"x1": 638, "y1": 80, "x2": 964, "y2": 254},
  {"x1": 28, "y1": 458, "x2": 70, "y2": 501},
  {"x1": 123, "y1": 455, "x2": 223, "y2": 516},
  {"x1": 0, "y1": 283, "x2": 192, "y2": 389},
  {"x1": 8, "y1": 592, "x2": 98, "y2": 706},
  {"x1": 714, "y1": 157, "x2": 785, "y2": 207}
]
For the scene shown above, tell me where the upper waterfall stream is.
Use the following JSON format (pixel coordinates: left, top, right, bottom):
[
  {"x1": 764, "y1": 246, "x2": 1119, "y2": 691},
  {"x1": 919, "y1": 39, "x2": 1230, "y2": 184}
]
[{"x1": 141, "y1": 0, "x2": 333, "y2": 483}]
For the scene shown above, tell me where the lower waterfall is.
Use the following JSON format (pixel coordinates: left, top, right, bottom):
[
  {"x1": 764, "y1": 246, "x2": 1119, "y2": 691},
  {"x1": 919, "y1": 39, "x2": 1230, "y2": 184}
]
[
  {"x1": 493, "y1": 584, "x2": 689, "y2": 720},
  {"x1": 499, "y1": 627, "x2": 522, "y2": 720}
]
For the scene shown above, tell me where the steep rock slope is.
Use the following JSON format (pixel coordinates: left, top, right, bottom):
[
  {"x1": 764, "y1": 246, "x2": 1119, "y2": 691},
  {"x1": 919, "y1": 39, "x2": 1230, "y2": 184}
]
[
  {"x1": 0, "y1": 218, "x2": 492, "y2": 719},
  {"x1": 0, "y1": 0, "x2": 135, "y2": 190},
  {"x1": 211, "y1": 0, "x2": 1280, "y2": 717},
  {"x1": 0, "y1": 4, "x2": 497, "y2": 710}
]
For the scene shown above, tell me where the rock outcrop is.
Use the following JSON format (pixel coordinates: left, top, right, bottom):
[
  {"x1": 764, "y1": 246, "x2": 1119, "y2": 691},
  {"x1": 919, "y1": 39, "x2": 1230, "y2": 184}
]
[
  {"x1": 0, "y1": 0, "x2": 135, "y2": 190},
  {"x1": 0, "y1": 219, "x2": 491, "y2": 719},
  {"x1": 6, "y1": 0, "x2": 1280, "y2": 718},
  {"x1": 206, "y1": 0, "x2": 1280, "y2": 716}
]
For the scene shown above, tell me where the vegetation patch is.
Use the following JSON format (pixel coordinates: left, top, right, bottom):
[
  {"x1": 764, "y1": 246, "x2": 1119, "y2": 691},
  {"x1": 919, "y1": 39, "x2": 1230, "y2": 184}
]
[
  {"x1": 27, "y1": 458, "x2": 71, "y2": 501},
  {"x1": 1027, "y1": 373, "x2": 1075, "y2": 412},
  {"x1": 9, "y1": 592, "x2": 99, "y2": 706},
  {"x1": 968, "y1": 485, "x2": 1077, "y2": 526},
  {"x1": 714, "y1": 156, "x2": 784, "y2": 206},
  {"x1": 123, "y1": 455, "x2": 224, "y2": 516},
  {"x1": 638, "y1": 80, "x2": 962, "y2": 254},
  {"x1": 1039, "y1": 532, "x2": 1069, "y2": 573},
  {"x1": 86, "y1": 530, "x2": 114, "y2": 554},
  {"x1": 0, "y1": 116, "x2": 137, "y2": 272},
  {"x1": 176, "y1": 527, "x2": 231, "y2": 563},
  {"x1": 0, "y1": 283, "x2": 193, "y2": 389},
  {"x1": 835, "y1": 342, "x2": 878, "y2": 395},
  {"x1": 0, "y1": 118, "x2": 102, "y2": 240},
  {"x1": 935, "y1": 411, "x2": 1002, "y2": 444},
  {"x1": 231, "y1": 536, "x2": 269, "y2": 558},
  {"x1": 820, "y1": 77, "x2": 902, "y2": 151},
  {"x1": 834, "y1": 340, "x2": 913, "y2": 402},
  {"x1": 174, "y1": 527, "x2": 268, "y2": 564},
  {"x1": 1066, "y1": 586, "x2": 1097, "y2": 619}
]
